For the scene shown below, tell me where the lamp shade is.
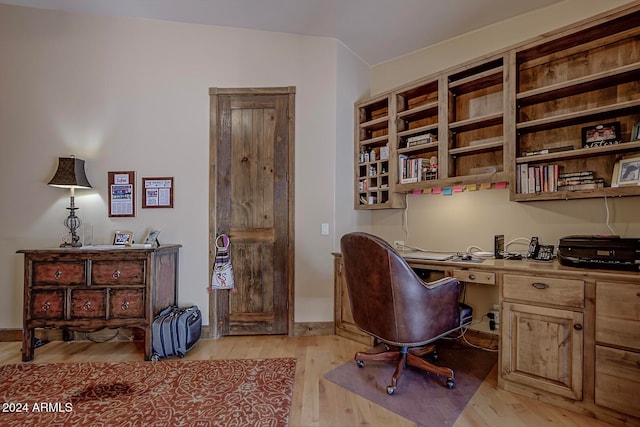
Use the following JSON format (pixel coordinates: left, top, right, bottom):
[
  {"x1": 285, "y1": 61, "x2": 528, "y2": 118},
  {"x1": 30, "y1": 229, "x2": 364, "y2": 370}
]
[{"x1": 48, "y1": 156, "x2": 92, "y2": 189}]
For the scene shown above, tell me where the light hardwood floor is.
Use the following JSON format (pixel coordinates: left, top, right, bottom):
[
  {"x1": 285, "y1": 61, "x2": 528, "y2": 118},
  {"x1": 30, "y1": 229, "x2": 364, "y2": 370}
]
[{"x1": 0, "y1": 335, "x2": 614, "y2": 427}]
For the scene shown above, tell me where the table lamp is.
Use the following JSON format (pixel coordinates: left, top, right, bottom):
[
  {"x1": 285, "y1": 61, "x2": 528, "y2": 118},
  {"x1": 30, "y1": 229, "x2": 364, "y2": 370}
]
[{"x1": 48, "y1": 156, "x2": 92, "y2": 247}]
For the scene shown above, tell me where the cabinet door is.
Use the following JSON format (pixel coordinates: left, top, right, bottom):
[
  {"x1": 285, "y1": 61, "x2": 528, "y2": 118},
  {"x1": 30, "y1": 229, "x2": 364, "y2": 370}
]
[
  {"x1": 595, "y1": 281, "x2": 640, "y2": 350},
  {"x1": 501, "y1": 302, "x2": 583, "y2": 400}
]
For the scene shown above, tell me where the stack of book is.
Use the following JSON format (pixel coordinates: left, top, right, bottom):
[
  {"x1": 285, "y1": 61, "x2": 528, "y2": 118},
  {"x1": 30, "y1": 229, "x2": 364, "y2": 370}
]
[
  {"x1": 557, "y1": 171, "x2": 604, "y2": 191},
  {"x1": 406, "y1": 133, "x2": 434, "y2": 147}
]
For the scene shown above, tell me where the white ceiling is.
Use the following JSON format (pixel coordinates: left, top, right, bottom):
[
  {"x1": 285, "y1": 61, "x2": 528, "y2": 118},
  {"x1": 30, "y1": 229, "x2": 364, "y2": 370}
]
[{"x1": 0, "y1": 0, "x2": 562, "y2": 65}]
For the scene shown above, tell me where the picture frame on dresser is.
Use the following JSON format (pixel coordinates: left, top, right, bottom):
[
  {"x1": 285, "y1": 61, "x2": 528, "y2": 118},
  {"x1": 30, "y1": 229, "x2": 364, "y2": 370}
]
[{"x1": 113, "y1": 230, "x2": 133, "y2": 245}]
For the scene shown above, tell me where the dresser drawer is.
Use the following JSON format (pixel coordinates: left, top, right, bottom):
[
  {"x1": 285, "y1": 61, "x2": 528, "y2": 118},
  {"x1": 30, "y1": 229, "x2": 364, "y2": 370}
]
[
  {"x1": 110, "y1": 289, "x2": 145, "y2": 319},
  {"x1": 91, "y1": 260, "x2": 145, "y2": 286},
  {"x1": 31, "y1": 290, "x2": 65, "y2": 320},
  {"x1": 70, "y1": 289, "x2": 106, "y2": 319},
  {"x1": 503, "y1": 274, "x2": 584, "y2": 308},
  {"x1": 453, "y1": 269, "x2": 495, "y2": 285},
  {"x1": 595, "y1": 345, "x2": 640, "y2": 418},
  {"x1": 33, "y1": 261, "x2": 85, "y2": 286},
  {"x1": 596, "y1": 281, "x2": 640, "y2": 350}
]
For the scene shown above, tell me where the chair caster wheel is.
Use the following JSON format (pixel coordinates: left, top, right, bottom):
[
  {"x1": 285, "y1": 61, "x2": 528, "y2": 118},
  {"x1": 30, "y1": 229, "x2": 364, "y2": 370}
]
[
  {"x1": 356, "y1": 360, "x2": 364, "y2": 368},
  {"x1": 150, "y1": 354, "x2": 159, "y2": 362},
  {"x1": 386, "y1": 385, "x2": 395, "y2": 395},
  {"x1": 446, "y1": 378, "x2": 455, "y2": 389}
]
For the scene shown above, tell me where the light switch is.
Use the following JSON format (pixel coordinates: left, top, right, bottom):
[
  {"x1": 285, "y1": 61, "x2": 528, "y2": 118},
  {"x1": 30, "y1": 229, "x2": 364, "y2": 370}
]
[{"x1": 321, "y1": 223, "x2": 329, "y2": 235}]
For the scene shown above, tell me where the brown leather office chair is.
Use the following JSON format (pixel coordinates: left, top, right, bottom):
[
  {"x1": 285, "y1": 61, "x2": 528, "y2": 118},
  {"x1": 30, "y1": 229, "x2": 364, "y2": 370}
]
[{"x1": 340, "y1": 232, "x2": 472, "y2": 395}]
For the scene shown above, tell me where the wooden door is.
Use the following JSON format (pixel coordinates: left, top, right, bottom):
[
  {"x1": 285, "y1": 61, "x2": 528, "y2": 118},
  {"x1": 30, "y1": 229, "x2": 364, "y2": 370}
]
[{"x1": 209, "y1": 87, "x2": 295, "y2": 337}]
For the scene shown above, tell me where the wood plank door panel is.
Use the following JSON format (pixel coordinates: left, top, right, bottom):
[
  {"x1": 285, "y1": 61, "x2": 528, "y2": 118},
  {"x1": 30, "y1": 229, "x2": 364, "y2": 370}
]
[{"x1": 210, "y1": 87, "x2": 294, "y2": 337}]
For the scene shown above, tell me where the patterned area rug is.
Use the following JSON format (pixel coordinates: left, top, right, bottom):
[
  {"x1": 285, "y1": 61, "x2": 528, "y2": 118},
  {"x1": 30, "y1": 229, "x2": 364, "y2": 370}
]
[
  {"x1": 324, "y1": 340, "x2": 496, "y2": 426},
  {"x1": 0, "y1": 358, "x2": 296, "y2": 427}
]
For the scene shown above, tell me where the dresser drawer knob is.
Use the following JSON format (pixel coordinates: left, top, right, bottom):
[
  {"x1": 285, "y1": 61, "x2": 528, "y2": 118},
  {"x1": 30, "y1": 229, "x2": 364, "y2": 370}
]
[
  {"x1": 112, "y1": 270, "x2": 121, "y2": 279},
  {"x1": 468, "y1": 274, "x2": 476, "y2": 280},
  {"x1": 574, "y1": 323, "x2": 583, "y2": 331},
  {"x1": 83, "y1": 300, "x2": 92, "y2": 311},
  {"x1": 531, "y1": 282, "x2": 549, "y2": 290},
  {"x1": 54, "y1": 270, "x2": 62, "y2": 279},
  {"x1": 42, "y1": 301, "x2": 50, "y2": 311},
  {"x1": 121, "y1": 301, "x2": 130, "y2": 310}
]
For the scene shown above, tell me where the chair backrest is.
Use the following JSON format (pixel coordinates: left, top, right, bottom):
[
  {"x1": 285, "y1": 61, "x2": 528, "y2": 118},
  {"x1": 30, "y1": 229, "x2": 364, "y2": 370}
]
[{"x1": 340, "y1": 232, "x2": 461, "y2": 346}]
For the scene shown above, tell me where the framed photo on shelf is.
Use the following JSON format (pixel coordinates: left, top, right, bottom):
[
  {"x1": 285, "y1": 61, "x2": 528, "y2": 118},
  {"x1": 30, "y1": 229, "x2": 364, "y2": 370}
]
[
  {"x1": 113, "y1": 230, "x2": 133, "y2": 245},
  {"x1": 631, "y1": 122, "x2": 640, "y2": 141},
  {"x1": 142, "y1": 177, "x2": 174, "y2": 208},
  {"x1": 108, "y1": 171, "x2": 136, "y2": 217},
  {"x1": 611, "y1": 155, "x2": 640, "y2": 187},
  {"x1": 581, "y1": 122, "x2": 621, "y2": 148}
]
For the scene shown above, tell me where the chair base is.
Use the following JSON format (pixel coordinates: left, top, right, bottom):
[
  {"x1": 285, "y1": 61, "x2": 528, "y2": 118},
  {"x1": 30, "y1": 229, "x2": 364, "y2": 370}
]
[{"x1": 355, "y1": 342, "x2": 455, "y2": 394}]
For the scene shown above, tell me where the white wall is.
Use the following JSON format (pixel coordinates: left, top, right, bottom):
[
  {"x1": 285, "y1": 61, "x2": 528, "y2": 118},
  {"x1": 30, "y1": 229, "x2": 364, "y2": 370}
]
[
  {"x1": 360, "y1": 0, "x2": 640, "y2": 256},
  {"x1": 0, "y1": 4, "x2": 365, "y2": 328}
]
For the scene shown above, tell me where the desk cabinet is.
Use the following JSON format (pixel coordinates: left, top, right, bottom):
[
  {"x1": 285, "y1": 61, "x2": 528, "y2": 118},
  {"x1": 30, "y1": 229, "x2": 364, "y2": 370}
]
[
  {"x1": 594, "y1": 281, "x2": 640, "y2": 418},
  {"x1": 19, "y1": 245, "x2": 180, "y2": 361},
  {"x1": 333, "y1": 255, "x2": 373, "y2": 345}
]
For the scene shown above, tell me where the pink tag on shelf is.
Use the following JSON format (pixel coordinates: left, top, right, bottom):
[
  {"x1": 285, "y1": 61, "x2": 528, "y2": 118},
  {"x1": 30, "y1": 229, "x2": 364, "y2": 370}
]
[
  {"x1": 453, "y1": 186, "x2": 464, "y2": 192},
  {"x1": 495, "y1": 181, "x2": 507, "y2": 189},
  {"x1": 432, "y1": 187, "x2": 442, "y2": 194},
  {"x1": 412, "y1": 189, "x2": 422, "y2": 195}
]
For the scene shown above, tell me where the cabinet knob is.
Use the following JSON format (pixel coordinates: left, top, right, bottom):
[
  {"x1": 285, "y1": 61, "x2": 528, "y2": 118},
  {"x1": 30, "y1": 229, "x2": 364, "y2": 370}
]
[
  {"x1": 531, "y1": 282, "x2": 549, "y2": 290},
  {"x1": 574, "y1": 324, "x2": 583, "y2": 331},
  {"x1": 54, "y1": 270, "x2": 62, "y2": 279},
  {"x1": 83, "y1": 300, "x2": 92, "y2": 311},
  {"x1": 112, "y1": 270, "x2": 121, "y2": 279},
  {"x1": 469, "y1": 274, "x2": 476, "y2": 280},
  {"x1": 121, "y1": 301, "x2": 130, "y2": 310},
  {"x1": 41, "y1": 301, "x2": 50, "y2": 312}
]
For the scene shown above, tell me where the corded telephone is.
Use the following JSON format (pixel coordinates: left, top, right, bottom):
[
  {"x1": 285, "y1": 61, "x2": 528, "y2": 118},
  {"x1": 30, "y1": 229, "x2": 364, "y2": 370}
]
[{"x1": 527, "y1": 236, "x2": 554, "y2": 261}]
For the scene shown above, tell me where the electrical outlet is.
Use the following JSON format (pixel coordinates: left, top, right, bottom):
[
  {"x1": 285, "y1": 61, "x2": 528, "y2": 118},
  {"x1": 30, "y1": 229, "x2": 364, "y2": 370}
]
[{"x1": 394, "y1": 240, "x2": 404, "y2": 250}]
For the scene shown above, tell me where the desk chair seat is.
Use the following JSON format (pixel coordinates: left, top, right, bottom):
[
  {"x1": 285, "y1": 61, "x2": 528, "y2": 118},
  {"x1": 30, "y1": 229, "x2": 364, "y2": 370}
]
[{"x1": 340, "y1": 232, "x2": 473, "y2": 395}]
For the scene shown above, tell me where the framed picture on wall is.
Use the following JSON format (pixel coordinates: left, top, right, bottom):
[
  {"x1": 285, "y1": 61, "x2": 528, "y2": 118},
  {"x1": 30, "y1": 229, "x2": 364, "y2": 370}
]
[{"x1": 108, "y1": 171, "x2": 136, "y2": 217}]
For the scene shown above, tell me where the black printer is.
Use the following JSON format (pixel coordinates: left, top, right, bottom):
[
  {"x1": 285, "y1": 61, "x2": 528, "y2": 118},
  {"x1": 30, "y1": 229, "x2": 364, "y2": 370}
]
[{"x1": 557, "y1": 235, "x2": 640, "y2": 271}]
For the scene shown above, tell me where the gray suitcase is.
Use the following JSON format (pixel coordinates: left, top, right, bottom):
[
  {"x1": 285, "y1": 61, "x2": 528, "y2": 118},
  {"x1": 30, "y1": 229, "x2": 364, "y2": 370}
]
[{"x1": 151, "y1": 305, "x2": 202, "y2": 361}]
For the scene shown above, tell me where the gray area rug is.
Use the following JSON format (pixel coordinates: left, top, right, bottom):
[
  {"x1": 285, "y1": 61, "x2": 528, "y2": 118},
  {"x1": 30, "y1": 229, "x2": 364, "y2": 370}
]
[{"x1": 324, "y1": 339, "x2": 497, "y2": 426}]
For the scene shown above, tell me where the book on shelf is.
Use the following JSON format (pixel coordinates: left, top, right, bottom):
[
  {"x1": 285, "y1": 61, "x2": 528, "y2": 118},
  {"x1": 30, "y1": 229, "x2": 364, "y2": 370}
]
[
  {"x1": 518, "y1": 165, "x2": 605, "y2": 194},
  {"x1": 520, "y1": 145, "x2": 574, "y2": 157}
]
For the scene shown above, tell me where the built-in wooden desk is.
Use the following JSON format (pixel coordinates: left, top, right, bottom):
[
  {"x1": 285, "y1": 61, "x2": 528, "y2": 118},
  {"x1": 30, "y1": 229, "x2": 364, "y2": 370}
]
[{"x1": 332, "y1": 253, "x2": 640, "y2": 426}]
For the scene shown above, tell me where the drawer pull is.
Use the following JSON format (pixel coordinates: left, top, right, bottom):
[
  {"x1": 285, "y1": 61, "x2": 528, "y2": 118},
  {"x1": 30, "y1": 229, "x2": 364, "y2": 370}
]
[
  {"x1": 468, "y1": 274, "x2": 476, "y2": 280},
  {"x1": 112, "y1": 270, "x2": 121, "y2": 279},
  {"x1": 121, "y1": 301, "x2": 130, "y2": 310},
  {"x1": 83, "y1": 300, "x2": 92, "y2": 311},
  {"x1": 531, "y1": 282, "x2": 549, "y2": 290},
  {"x1": 54, "y1": 270, "x2": 62, "y2": 279},
  {"x1": 41, "y1": 301, "x2": 50, "y2": 311},
  {"x1": 574, "y1": 324, "x2": 583, "y2": 331}
]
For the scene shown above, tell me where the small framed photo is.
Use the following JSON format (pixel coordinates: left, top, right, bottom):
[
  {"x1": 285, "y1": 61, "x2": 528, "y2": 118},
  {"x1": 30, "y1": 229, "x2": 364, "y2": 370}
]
[
  {"x1": 612, "y1": 156, "x2": 640, "y2": 187},
  {"x1": 631, "y1": 122, "x2": 640, "y2": 141},
  {"x1": 113, "y1": 230, "x2": 134, "y2": 245},
  {"x1": 581, "y1": 122, "x2": 621, "y2": 148}
]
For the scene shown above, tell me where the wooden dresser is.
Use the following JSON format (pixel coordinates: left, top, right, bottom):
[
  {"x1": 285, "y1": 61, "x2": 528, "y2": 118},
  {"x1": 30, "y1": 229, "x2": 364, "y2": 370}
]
[{"x1": 18, "y1": 244, "x2": 180, "y2": 361}]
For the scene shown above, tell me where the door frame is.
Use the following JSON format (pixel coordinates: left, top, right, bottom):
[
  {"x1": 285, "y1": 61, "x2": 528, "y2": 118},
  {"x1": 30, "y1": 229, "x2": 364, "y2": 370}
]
[{"x1": 208, "y1": 86, "x2": 295, "y2": 338}]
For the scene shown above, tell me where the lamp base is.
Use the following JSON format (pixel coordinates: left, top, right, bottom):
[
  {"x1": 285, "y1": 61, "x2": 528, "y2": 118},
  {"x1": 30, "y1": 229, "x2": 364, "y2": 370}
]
[{"x1": 60, "y1": 241, "x2": 83, "y2": 248}]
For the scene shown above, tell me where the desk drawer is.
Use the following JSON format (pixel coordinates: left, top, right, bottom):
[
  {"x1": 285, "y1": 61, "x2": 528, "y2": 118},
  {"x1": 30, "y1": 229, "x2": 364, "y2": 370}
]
[
  {"x1": 33, "y1": 261, "x2": 85, "y2": 286},
  {"x1": 595, "y1": 345, "x2": 640, "y2": 418},
  {"x1": 453, "y1": 269, "x2": 495, "y2": 285},
  {"x1": 596, "y1": 281, "x2": 640, "y2": 350},
  {"x1": 503, "y1": 274, "x2": 584, "y2": 308},
  {"x1": 92, "y1": 260, "x2": 145, "y2": 286}
]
